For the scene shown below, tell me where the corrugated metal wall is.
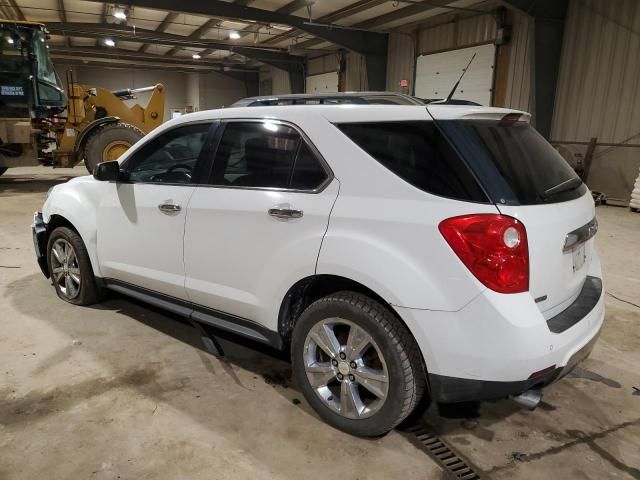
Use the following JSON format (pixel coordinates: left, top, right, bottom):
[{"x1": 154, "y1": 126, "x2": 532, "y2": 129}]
[
  {"x1": 551, "y1": 0, "x2": 640, "y2": 201},
  {"x1": 500, "y1": 12, "x2": 532, "y2": 112},
  {"x1": 417, "y1": 14, "x2": 496, "y2": 54},
  {"x1": 386, "y1": 32, "x2": 416, "y2": 93},
  {"x1": 386, "y1": 15, "x2": 499, "y2": 94},
  {"x1": 259, "y1": 65, "x2": 291, "y2": 94},
  {"x1": 552, "y1": 0, "x2": 640, "y2": 143},
  {"x1": 345, "y1": 51, "x2": 368, "y2": 91},
  {"x1": 307, "y1": 54, "x2": 340, "y2": 76}
]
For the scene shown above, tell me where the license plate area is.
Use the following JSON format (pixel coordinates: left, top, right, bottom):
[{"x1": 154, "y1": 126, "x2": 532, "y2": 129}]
[{"x1": 572, "y1": 243, "x2": 586, "y2": 272}]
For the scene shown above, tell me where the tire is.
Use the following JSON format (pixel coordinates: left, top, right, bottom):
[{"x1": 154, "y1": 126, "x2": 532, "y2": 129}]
[
  {"x1": 46, "y1": 226, "x2": 105, "y2": 305},
  {"x1": 291, "y1": 291, "x2": 426, "y2": 437},
  {"x1": 0, "y1": 167, "x2": 7, "y2": 176},
  {"x1": 83, "y1": 122, "x2": 144, "y2": 174}
]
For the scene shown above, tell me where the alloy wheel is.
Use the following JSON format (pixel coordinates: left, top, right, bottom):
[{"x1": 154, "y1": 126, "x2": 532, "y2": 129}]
[
  {"x1": 303, "y1": 318, "x2": 389, "y2": 420},
  {"x1": 50, "y1": 238, "x2": 81, "y2": 299}
]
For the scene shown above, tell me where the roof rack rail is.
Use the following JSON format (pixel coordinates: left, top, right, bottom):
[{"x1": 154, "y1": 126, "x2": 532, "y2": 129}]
[{"x1": 230, "y1": 92, "x2": 426, "y2": 107}]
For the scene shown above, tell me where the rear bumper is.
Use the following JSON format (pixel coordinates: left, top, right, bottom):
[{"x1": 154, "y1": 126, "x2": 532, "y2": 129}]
[
  {"x1": 428, "y1": 326, "x2": 600, "y2": 402},
  {"x1": 397, "y1": 265, "x2": 605, "y2": 403},
  {"x1": 32, "y1": 212, "x2": 49, "y2": 278}
]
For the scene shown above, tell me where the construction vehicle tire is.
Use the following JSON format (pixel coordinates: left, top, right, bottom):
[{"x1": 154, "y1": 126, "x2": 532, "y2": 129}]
[
  {"x1": 0, "y1": 167, "x2": 7, "y2": 177},
  {"x1": 83, "y1": 122, "x2": 144, "y2": 174}
]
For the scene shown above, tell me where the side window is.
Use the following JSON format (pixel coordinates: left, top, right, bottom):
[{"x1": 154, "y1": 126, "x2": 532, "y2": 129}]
[
  {"x1": 210, "y1": 121, "x2": 327, "y2": 190},
  {"x1": 337, "y1": 121, "x2": 487, "y2": 202},
  {"x1": 124, "y1": 123, "x2": 211, "y2": 184},
  {"x1": 291, "y1": 143, "x2": 328, "y2": 190}
]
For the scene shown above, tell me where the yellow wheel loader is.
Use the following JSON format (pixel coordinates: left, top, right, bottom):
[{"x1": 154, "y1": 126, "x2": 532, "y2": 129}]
[
  {"x1": 58, "y1": 72, "x2": 165, "y2": 173},
  {"x1": 0, "y1": 20, "x2": 165, "y2": 176}
]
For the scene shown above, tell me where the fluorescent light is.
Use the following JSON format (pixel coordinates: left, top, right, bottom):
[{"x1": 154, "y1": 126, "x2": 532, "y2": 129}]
[
  {"x1": 192, "y1": 53, "x2": 201, "y2": 59},
  {"x1": 114, "y1": 9, "x2": 127, "y2": 20},
  {"x1": 7, "y1": 38, "x2": 14, "y2": 44},
  {"x1": 104, "y1": 38, "x2": 115, "y2": 47},
  {"x1": 229, "y1": 31, "x2": 240, "y2": 40}
]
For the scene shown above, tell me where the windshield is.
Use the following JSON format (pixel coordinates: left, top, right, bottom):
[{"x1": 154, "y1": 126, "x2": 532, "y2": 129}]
[{"x1": 436, "y1": 119, "x2": 587, "y2": 205}]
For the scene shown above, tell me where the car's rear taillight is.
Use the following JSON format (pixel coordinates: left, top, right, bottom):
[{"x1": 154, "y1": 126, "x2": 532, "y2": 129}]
[{"x1": 439, "y1": 214, "x2": 529, "y2": 294}]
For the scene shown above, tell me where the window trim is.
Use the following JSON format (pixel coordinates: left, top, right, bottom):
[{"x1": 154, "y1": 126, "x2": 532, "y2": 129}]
[
  {"x1": 117, "y1": 120, "x2": 218, "y2": 187},
  {"x1": 202, "y1": 118, "x2": 334, "y2": 194}
]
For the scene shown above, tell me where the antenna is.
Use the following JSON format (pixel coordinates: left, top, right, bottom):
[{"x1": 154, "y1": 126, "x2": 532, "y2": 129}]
[{"x1": 444, "y1": 53, "x2": 476, "y2": 103}]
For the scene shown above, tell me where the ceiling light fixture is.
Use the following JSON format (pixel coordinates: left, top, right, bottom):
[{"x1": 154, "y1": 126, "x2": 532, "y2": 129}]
[
  {"x1": 192, "y1": 53, "x2": 201, "y2": 59},
  {"x1": 104, "y1": 38, "x2": 116, "y2": 47},
  {"x1": 113, "y1": 8, "x2": 127, "y2": 20},
  {"x1": 229, "y1": 31, "x2": 240, "y2": 40}
]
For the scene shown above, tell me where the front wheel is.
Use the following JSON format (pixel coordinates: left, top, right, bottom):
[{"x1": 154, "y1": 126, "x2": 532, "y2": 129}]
[
  {"x1": 46, "y1": 226, "x2": 104, "y2": 305},
  {"x1": 291, "y1": 291, "x2": 427, "y2": 437}
]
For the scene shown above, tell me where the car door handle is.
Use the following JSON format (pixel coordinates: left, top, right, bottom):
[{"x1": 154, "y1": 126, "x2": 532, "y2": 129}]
[
  {"x1": 268, "y1": 208, "x2": 303, "y2": 219},
  {"x1": 158, "y1": 202, "x2": 182, "y2": 215}
]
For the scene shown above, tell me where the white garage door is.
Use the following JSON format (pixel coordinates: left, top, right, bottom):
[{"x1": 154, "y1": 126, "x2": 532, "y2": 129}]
[
  {"x1": 306, "y1": 72, "x2": 339, "y2": 94},
  {"x1": 415, "y1": 43, "x2": 496, "y2": 106}
]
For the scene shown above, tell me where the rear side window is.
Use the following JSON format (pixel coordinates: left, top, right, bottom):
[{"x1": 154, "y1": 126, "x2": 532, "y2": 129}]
[
  {"x1": 337, "y1": 122, "x2": 487, "y2": 202},
  {"x1": 437, "y1": 119, "x2": 587, "y2": 205},
  {"x1": 209, "y1": 121, "x2": 328, "y2": 190}
]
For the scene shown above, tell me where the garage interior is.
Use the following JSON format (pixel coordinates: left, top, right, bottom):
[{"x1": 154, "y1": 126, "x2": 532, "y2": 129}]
[{"x1": 1, "y1": 0, "x2": 639, "y2": 479}]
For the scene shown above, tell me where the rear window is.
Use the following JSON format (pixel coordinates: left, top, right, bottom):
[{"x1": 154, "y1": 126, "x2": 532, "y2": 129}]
[
  {"x1": 337, "y1": 121, "x2": 488, "y2": 202},
  {"x1": 436, "y1": 119, "x2": 587, "y2": 205}
]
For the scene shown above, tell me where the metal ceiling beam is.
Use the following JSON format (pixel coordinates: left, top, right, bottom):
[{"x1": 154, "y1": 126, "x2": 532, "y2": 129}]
[
  {"x1": 166, "y1": 18, "x2": 219, "y2": 56},
  {"x1": 48, "y1": 22, "x2": 307, "y2": 91},
  {"x1": 82, "y1": 0, "x2": 387, "y2": 90},
  {"x1": 234, "y1": 0, "x2": 308, "y2": 43},
  {"x1": 46, "y1": 23, "x2": 298, "y2": 59},
  {"x1": 261, "y1": 0, "x2": 388, "y2": 46},
  {"x1": 56, "y1": 0, "x2": 70, "y2": 47},
  {"x1": 49, "y1": 46, "x2": 255, "y2": 69},
  {"x1": 80, "y1": 0, "x2": 387, "y2": 56},
  {"x1": 139, "y1": 11, "x2": 179, "y2": 53},
  {"x1": 501, "y1": 0, "x2": 568, "y2": 139},
  {"x1": 6, "y1": 0, "x2": 25, "y2": 21},
  {"x1": 295, "y1": 0, "x2": 456, "y2": 50}
]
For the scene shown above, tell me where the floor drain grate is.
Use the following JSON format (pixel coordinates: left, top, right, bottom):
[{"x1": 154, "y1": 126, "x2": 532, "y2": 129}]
[{"x1": 405, "y1": 424, "x2": 483, "y2": 479}]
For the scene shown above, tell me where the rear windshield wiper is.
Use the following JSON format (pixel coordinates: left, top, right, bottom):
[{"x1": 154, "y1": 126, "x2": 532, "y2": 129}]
[{"x1": 540, "y1": 177, "x2": 583, "y2": 200}]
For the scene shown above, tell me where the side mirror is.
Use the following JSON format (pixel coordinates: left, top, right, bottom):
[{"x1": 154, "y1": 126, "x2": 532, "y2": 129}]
[{"x1": 93, "y1": 161, "x2": 120, "y2": 181}]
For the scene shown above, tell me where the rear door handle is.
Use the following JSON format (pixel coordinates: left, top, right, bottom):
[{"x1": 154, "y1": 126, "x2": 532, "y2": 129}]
[
  {"x1": 268, "y1": 208, "x2": 303, "y2": 219},
  {"x1": 158, "y1": 202, "x2": 182, "y2": 215}
]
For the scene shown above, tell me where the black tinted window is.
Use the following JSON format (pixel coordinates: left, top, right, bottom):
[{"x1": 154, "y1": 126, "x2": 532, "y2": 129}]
[
  {"x1": 337, "y1": 122, "x2": 487, "y2": 202},
  {"x1": 437, "y1": 120, "x2": 586, "y2": 205},
  {"x1": 291, "y1": 143, "x2": 328, "y2": 189},
  {"x1": 210, "y1": 122, "x2": 327, "y2": 190},
  {"x1": 125, "y1": 123, "x2": 210, "y2": 184}
]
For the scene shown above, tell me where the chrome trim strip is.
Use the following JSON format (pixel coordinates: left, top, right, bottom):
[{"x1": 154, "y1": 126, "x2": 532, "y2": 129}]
[{"x1": 563, "y1": 217, "x2": 598, "y2": 252}]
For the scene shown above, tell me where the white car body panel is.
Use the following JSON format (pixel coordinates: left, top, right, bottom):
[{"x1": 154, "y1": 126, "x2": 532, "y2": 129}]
[
  {"x1": 184, "y1": 181, "x2": 339, "y2": 329},
  {"x1": 97, "y1": 183, "x2": 196, "y2": 298},
  {"x1": 42, "y1": 175, "x2": 108, "y2": 278}
]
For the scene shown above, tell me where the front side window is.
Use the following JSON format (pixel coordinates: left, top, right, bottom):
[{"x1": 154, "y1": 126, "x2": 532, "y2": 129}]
[
  {"x1": 124, "y1": 123, "x2": 211, "y2": 184},
  {"x1": 209, "y1": 121, "x2": 328, "y2": 190}
]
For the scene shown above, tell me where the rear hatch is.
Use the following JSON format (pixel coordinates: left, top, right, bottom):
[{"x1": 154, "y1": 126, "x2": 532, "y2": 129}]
[{"x1": 429, "y1": 106, "x2": 596, "y2": 317}]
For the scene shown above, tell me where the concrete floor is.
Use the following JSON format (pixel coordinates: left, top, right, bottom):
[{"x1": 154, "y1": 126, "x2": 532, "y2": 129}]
[{"x1": 1, "y1": 166, "x2": 639, "y2": 480}]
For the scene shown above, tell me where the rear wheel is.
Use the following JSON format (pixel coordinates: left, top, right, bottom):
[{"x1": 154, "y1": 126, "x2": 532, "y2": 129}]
[
  {"x1": 83, "y1": 122, "x2": 144, "y2": 173},
  {"x1": 0, "y1": 167, "x2": 7, "y2": 176},
  {"x1": 291, "y1": 291, "x2": 426, "y2": 437},
  {"x1": 46, "y1": 226, "x2": 104, "y2": 305}
]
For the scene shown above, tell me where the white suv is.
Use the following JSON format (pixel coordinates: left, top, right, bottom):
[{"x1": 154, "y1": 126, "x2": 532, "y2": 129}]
[{"x1": 33, "y1": 104, "x2": 604, "y2": 437}]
